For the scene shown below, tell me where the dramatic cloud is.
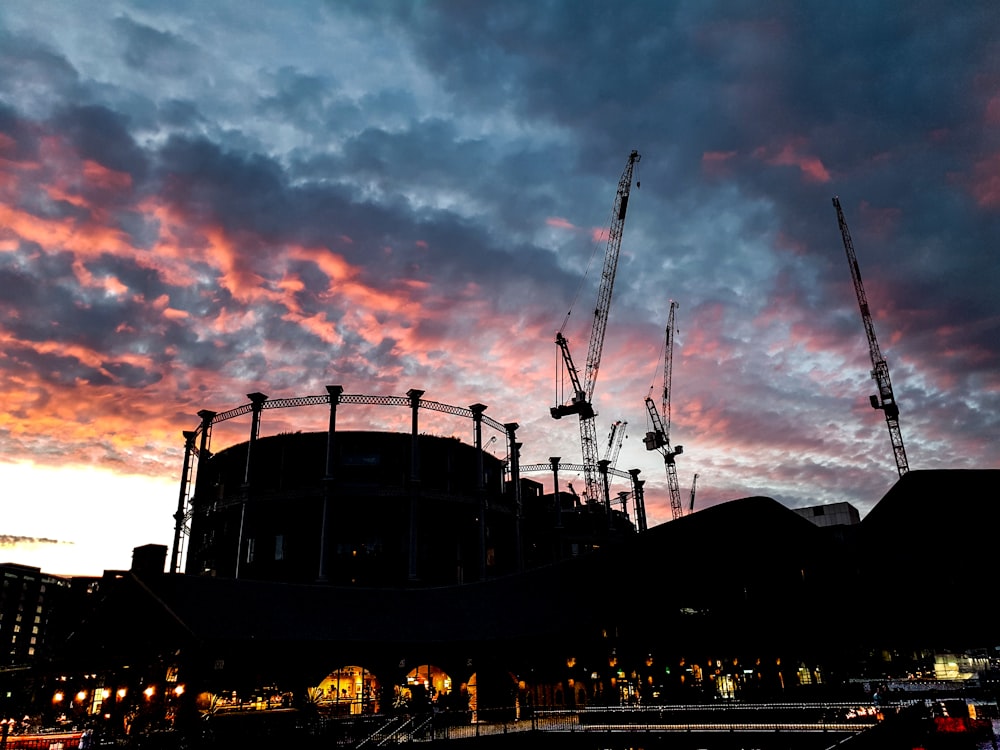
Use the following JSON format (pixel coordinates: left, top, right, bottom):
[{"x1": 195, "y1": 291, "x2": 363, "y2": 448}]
[{"x1": 1, "y1": 1, "x2": 998, "y2": 575}]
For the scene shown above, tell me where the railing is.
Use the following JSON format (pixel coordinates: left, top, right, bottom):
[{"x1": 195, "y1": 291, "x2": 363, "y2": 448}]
[{"x1": 396, "y1": 703, "x2": 889, "y2": 742}]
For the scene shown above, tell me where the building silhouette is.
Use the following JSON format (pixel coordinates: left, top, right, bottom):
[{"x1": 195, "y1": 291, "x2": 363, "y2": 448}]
[{"x1": 1, "y1": 386, "x2": 996, "y2": 746}]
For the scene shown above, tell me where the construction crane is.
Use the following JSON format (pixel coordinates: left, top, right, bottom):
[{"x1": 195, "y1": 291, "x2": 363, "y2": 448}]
[
  {"x1": 551, "y1": 150, "x2": 641, "y2": 504},
  {"x1": 689, "y1": 473, "x2": 698, "y2": 512},
  {"x1": 833, "y1": 196, "x2": 909, "y2": 477},
  {"x1": 603, "y1": 420, "x2": 627, "y2": 470},
  {"x1": 643, "y1": 300, "x2": 685, "y2": 520}
]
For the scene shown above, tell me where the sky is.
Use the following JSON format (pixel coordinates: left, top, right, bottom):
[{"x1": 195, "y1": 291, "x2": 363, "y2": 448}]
[{"x1": 1, "y1": 1, "x2": 998, "y2": 578}]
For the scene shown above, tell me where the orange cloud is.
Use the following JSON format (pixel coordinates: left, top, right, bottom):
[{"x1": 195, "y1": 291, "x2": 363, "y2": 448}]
[{"x1": 82, "y1": 160, "x2": 133, "y2": 192}]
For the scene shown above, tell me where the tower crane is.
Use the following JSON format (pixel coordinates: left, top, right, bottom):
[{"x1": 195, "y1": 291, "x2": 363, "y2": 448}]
[
  {"x1": 551, "y1": 150, "x2": 641, "y2": 504},
  {"x1": 643, "y1": 300, "x2": 685, "y2": 520},
  {"x1": 833, "y1": 196, "x2": 909, "y2": 477},
  {"x1": 603, "y1": 420, "x2": 627, "y2": 471}
]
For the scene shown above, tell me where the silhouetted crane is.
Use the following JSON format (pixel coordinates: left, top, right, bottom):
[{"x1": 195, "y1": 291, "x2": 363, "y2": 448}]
[
  {"x1": 551, "y1": 150, "x2": 641, "y2": 503},
  {"x1": 643, "y1": 300, "x2": 685, "y2": 520},
  {"x1": 833, "y1": 196, "x2": 909, "y2": 477}
]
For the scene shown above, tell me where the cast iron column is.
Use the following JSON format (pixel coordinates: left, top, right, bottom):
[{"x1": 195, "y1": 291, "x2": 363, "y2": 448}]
[
  {"x1": 319, "y1": 385, "x2": 343, "y2": 582},
  {"x1": 407, "y1": 389, "x2": 424, "y2": 582},
  {"x1": 598, "y1": 459, "x2": 612, "y2": 528},
  {"x1": 470, "y1": 403, "x2": 488, "y2": 581},
  {"x1": 504, "y1": 422, "x2": 522, "y2": 572},
  {"x1": 170, "y1": 430, "x2": 198, "y2": 574},
  {"x1": 629, "y1": 468, "x2": 646, "y2": 532},
  {"x1": 236, "y1": 392, "x2": 268, "y2": 579},
  {"x1": 190, "y1": 410, "x2": 216, "y2": 575},
  {"x1": 549, "y1": 456, "x2": 562, "y2": 529}
]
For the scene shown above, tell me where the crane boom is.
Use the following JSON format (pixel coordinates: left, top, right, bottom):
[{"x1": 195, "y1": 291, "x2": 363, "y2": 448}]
[
  {"x1": 833, "y1": 196, "x2": 909, "y2": 477},
  {"x1": 551, "y1": 150, "x2": 641, "y2": 503},
  {"x1": 689, "y1": 472, "x2": 698, "y2": 512},
  {"x1": 643, "y1": 301, "x2": 684, "y2": 520},
  {"x1": 583, "y1": 150, "x2": 641, "y2": 404},
  {"x1": 661, "y1": 301, "x2": 677, "y2": 434},
  {"x1": 603, "y1": 419, "x2": 627, "y2": 470}
]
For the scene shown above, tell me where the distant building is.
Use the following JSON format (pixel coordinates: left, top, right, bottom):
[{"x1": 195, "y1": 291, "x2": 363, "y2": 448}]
[
  {"x1": 792, "y1": 501, "x2": 861, "y2": 527},
  {"x1": 0, "y1": 563, "x2": 72, "y2": 665}
]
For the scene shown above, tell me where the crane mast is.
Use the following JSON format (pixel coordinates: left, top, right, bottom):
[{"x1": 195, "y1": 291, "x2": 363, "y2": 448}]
[
  {"x1": 643, "y1": 301, "x2": 685, "y2": 520},
  {"x1": 833, "y1": 196, "x2": 909, "y2": 477},
  {"x1": 551, "y1": 150, "x2": 641, "y2": 504}
]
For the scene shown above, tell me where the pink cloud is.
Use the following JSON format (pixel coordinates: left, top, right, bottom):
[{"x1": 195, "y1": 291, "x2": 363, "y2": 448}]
[
  {"x1": 701, "y1": 150, "x2": 738, "y2": 177},
  {"x1": 985, "y1": 95, "x2": 1000, "y2": 126},
  {"x1": 546, "y1": 216, "x2": 576, "y2": 230},
  {"x1": 858, "y1": 201, "x2": 902, "y2": 240},
  {"x1": 753, "y1": 140, "x2": 830, "y2": 183},
  {"x1": 969, "y1": 152, "x2": 1000, "y2": 209}
]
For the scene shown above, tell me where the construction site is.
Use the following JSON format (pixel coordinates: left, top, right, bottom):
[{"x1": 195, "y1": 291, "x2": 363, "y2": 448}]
[
  {"x1": 167, "y1": 150, "x2": 915, "y2": 589},
  {"x1": 4, "y1": 152, "x2": 998, "y2": 749}
]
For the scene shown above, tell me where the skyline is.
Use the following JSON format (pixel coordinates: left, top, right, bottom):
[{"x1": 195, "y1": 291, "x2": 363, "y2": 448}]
[{"x1": 2, "y1": 1, "x2": 999, "y2": 577}]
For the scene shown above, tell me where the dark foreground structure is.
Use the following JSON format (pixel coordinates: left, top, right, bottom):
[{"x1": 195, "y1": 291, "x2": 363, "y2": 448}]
[{"x1": 1, "y1": 388, "x2": 996, "y2": 749}]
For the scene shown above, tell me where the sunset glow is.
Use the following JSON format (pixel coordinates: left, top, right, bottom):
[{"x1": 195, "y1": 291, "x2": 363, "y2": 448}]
[{"x1": 1, "y1": 2, "x2": 998, "y2": 577}]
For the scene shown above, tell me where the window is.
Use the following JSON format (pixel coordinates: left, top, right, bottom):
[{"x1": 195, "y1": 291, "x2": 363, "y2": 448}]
[
  {"x1": 274, "y1": 535, "x2": 285, "y2": 561},
  {"x1": 246, "y1": 538, "x2": 255, "y2": 564}
]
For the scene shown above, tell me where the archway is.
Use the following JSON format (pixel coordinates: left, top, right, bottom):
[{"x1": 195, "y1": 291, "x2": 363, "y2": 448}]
[
  {"x1": 397, "y1": 664, "x2": 452, "y2": 711},
  {"x1": 314, "y1": 665, "x2": 380, "y2": 714},
  {"x1": 467, "y1": 670, "x2": 518, "y2": 723}
]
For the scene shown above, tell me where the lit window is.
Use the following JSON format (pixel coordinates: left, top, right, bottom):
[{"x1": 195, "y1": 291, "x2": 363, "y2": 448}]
[{"x1": 275, "y1": 535, "x2": 284, "y2": 561}]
